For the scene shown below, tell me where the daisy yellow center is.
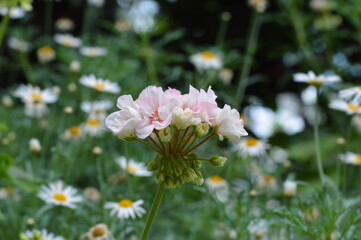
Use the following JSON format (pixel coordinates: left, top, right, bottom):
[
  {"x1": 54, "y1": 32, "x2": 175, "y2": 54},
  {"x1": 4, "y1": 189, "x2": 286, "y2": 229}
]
[
  {"x1": 309, "y1": 78, "x2": 323, "y2": 87},
  {"x1": 69, "y1": 126, "x2": 81, "y2": 135},
  {"x1": 5, "y1": 187, "x2": 13, "y2": 194},
  {"x1": 210, "y1": 175, "x2": 223, "y2": 183},
  {"x1": 118, "y1": 199, "x2": 133, "y2": 208},
  {"x1": 358, "y1": 86, "x2": 361, "y2": 91},
  {"x1": 245, "y1": 138, "x2": 258, "y2": 147},
  {"x1": 263, "y1": 174, "x2": 274, "y2": 183},
  {"x1": 53, "y1": 193, "x2": 67, "y2": 202},
  {"x1": 358, "y1": 116, "x2": 361, "y2": 122},
  {"x1": 95, "y1": 82, "x2": 106, "y2": 90},
  {"x1": 63, "y1": 36, "x2": 73, "y2": 46},
  {"x1": 89, "y1": 49, "x2": 99, "y2": 57},
  {"x1": 201, "y1": 51, "x2": 216, "y2": 60},
  {"x1": 40, "y1": 46, "x2": 53, "y2": 56},
  {"x1": 127, "y1": 165, "x2": 137, "y2": 174},
  {"x1": 31, "y1": 92, "x2": 42, "y2": 101},
  {"x1": 91, "y1": 226, "x2": 105, "y2": 237},
  {"x1": 355, "y1": 155, "x2": 361, "y2": 164},
  {"x1": 348, "y1": 104, "x2": 360, "y2": 111},
  {"x1": 86, "y1": 118, "x2": 100, "y2": 126}
]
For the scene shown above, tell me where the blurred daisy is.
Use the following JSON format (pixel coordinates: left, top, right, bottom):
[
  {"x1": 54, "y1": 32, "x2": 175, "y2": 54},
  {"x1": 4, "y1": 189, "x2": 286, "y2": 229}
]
[
  {"x1": 80, "y1": 223, "x2": 113, "y2": 240},
  {"x1": 25, "y1": 229, "x2": 64, "y2": 240},
  {"x1": 104, "y1": 199, "x2": 146, "y2": 219},
  {"x1": 54, "y1": 34, "x2": 82, "y2": 48},
  {"x1": 54, "y1": 17, "x2": 74, "y2": 31},
  {"x1": 29, "y1": 138, "x2": 41, "y2": 153},
  {"x1": 37, "y1": 45, "x2": 56, "y2": 63},
  {"x1": 233, "y1": 137, "x2": 269, "y2": 158},
  {"x1": 13, "y1": 84, "x2": 58, "y2": 118},
  {"x1": 80, "y1": 74, "x2": 120, "y2": 93},
  {"x1": 88, "y1": 0, "x2": 105, "y2": 7},
  {"x1": 256, "y1": 174, "x2": 278, "y2": 192},
  {"x1": 115, "y1": 19, "x2": 131, "y2": 32},
  {"x1": 62, "y1": 125, "x2": 83, "y2": 141},
  {"x1": 84, "y1": 115, "x2": 106, "y2": 137},
  {"x1": 0, "y1": 187, "x2": 14, "y2": 199},
  {"x1": 2, "y1": 95, "x2": 13, "y2": 107},
  {"x1": 81, "y1": 100, "x2": 113, "y2": 119},
  {"x1": 83, "y1": 187, "x2": 101, "y2": 203},
  {"x1": 339, "y1": 152, "x2": 361, "y2": 165},
  {"x1": 310, "y1": 0, "x2": 329, "y2": 11},
  {"x1": 219, "y1": 68, "x2": 233, "y2": 85},
  {"x1": 69, "y1": 60, "x2": 81, "y2": 73},
  {"x1": 329, "y1": 99, "x2": 361, "y2": 115},
  {"x1": 248, "y1": 0, "x2": 268, "y2": 13},
  {"x1": 126, "y1": 0, "x2": 159, "y2": 34},
  {"x1": 0, "y1": 7, "x2": 25, "y2": 19},
  {"x1": 352, "y1": 115, "x2": 361, "y2": 133},
  {"x1": 283, "y1": 180, "x2": 297, "y2": 198},
  {"x1": 205, "y1": 175, "x2": 229, "y2": 202},
  {"x1": 7, "y1": 37, "x2": 29, "y2": 52},
  {"x1": 247, "y1": 219, "x2": 268, "y2": 239},
  {"x1": 339, "y1": 86, "x2": 361, "y2": 104},
  {"x1": 80, "y1": 47, "x2": 107, "y2": 57},
  {"x1": 190, "y1": 51, "x2": 222, "y2": 71},
  {"x1": 293, "y1": 71, "x2": 341, "y2": 86},
  {"x1": 38, "y1": 180, "x2": 82, "y2": 209},
  {"x1": 116, "y1": 156, "x2": 152, "y2": 177}
]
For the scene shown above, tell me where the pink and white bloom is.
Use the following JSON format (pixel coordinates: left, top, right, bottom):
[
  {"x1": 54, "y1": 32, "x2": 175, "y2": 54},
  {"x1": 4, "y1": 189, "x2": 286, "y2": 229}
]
[{"x1": 212, "y1": 104, "x2": 248, "y2": 141}]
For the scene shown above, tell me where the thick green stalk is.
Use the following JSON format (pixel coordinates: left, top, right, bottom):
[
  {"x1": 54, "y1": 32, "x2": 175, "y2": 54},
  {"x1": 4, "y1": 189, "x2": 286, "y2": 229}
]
[
  {"x1": 141, "y1": 183, "x2": 165, "y2": 240},
  {"x1": 233, "y1": 12, "x2": 261, "y2": 110},
  {"x1": 314, "y1": 87, "x2": 325, "y2": 185},
  {"x1": 0, "y1": 11, "x2": 10, "y2": 50}
]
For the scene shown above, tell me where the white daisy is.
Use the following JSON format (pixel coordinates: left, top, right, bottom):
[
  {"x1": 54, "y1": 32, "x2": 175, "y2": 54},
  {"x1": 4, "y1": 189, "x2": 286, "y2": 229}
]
[
  {"x1": 62, "y1": 125, "x2": 83, "y2": 141},
  {"x1": 81, "y1": 100, "x2": 113, "y2": 119},
  {"x1": 0, "y1": 187, "x2": 14, "y2": 199},
  {"x1": 256, "y1": 174, "x2": 278, "y2": 192},
  {"x1": 69, "y1": 60, "x2": 81, "y2": 73},
  {"x1": 7, "y1": 37, "x2": 29, "y2": 52},
  {"x1": 283, "y1": 180, "x2": 297, "y2": 197},
  {"x1": 233, "y1": 137, "x2": 270, "y2": 158},
  {"x1": 80, "y1": 223, "x2": 114, "y2": 240},
  {"x1": 293, "y1": 71, "x2": 341, "y2": 86},
  {"x1": 80, "y1": 46, "x2": 107, "y2": 57},
  {"x1": 104, "y1": 199, "x2": 146, "y2": 219},
  {"x1": 83, "y1": 187, "x2": 101, "y2": 203},
  {"x1": 37, "y1": 45, "x2": 56, "y2": 63},
  {"x1": 339, "y1": 86, "x2": 361, "y2": 104},
  {"x1": 205, "y1": 175, "x2": 229, "y2": 202},
  {"x1": 79, "y1": 74, "x2": 120, "y2": 93},
  {"x1": 37, "y1": 180, "x2": 82, "y2": 209},
  {"x1": 2, "y1": 95, "x2": 13, "y2": 107},
  {"x1": 29, "y1": 138, "x2": 41, "y2": 153},
  {"x1": 339, "y1": 152, "x2": 361, "y2": 165},
  {"x1": 329, "y1": 99, "x2": 361, "y2": 115},
  {"x1": 83, "y1": 115, "x2": 106, "y2": 137},
  {"x1": 126, "y1": 0, "x2": 159, "y2": 34},
  {"x1": 248, "y1": 0, "x2": 268, "y2": 13},
  {"x1": 189, "y1": 51, "x2": 222, "y2": 71},
  {"x1": 0, "y1": 7, "x2": 26, "y2": 19},
  {"x1": 116, "y1": 156, "x2": 152, "y2": 177},
  {"x1": 54, "y1": 17, "x2": 74, "y2": 31},
  {"x1": 88, "y1": 0, "x2": 105, "y2": 7},
  {"x1": 115, "y1": 19, "x2": 131, "y2": 32},
  {"x1": 25, "y1": 229, "x2": 64, "y2": 240},
  {"x1": 13, "y1": 84, "x2": 58, "y2": 118},
  {"x1": 247, "y1": 219, "x2": 268, "y2": 239},
  {"x1": 54, "y1": 34, "x2": 82, "y2": 48}
]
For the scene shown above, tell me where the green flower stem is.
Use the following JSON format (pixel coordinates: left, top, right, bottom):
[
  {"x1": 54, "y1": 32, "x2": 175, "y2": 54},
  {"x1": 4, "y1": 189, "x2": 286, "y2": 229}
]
[
  {"x1": 314, "y1": 87, "x2": 325, "y2": 185},
  {"x1": 45, "y1": 0, "x2": 53, "y2": 35},
  {"x1": 0, "y1": 10, "x2": 10, "y2": 50},
  {"x1": 148, "y1": 136, "x2": 164, "y2": 154},
  {"x1": 141, "y1": 183, "x2": 165, "y2": 240},
  {"x1": 18, "y1": 52, "x2": 35, "y2": 84},
  {"x1": 215, "y1": 16, "x2": 229, "y2": 48},
  {"x1": 182, "y1": 133, "x2": 214, "y2": 156},
  {"x1": 154, "y1": 130, "x2": 166, "y2": 151},
  {"x1": 135, "y1": 138, "x2": 162, "y2": 155},
  {"x1": 233, "y1": 12, "x2": 262, "y2": 110},
  {"x1": 141, "y1": 35, "x2": 159, "y2": 86}
]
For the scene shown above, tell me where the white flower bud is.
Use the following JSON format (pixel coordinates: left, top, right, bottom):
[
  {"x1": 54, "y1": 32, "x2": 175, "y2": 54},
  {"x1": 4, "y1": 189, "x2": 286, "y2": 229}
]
[
  {"x1": 209, "y1": 156, "x2": 227, "y2": 167},
  {"x1": 158, "y1": 127, "x2": 172, "y2": 143},
  {"x1": 69, "y1": 60, "x2": 81, "y2": 73},
  {"x1": 29, "y1": 138, "x2": 41, "y2": 153},
  {"x1": 64, "y1": 106, "x2": 73, "y2": 114},
  {"x1": 194, "y1": 122, "x2": 209, "y2": 138},
  {"x1": 92, "y1": 146, "x2": 102, "y2": 155},
  {"x1": 283, "y1": 180, "x2": 297, "y2": 198},
  {"x1": 2, "y1": 95, "x2": 13, "y2": 108},
  {"x1": 172, "y1": 107, "x2": 193, "y2": 130}
]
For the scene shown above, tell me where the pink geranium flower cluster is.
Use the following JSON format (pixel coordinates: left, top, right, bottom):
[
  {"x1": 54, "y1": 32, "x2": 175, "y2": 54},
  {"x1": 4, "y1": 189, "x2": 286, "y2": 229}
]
[{"x1": 105, "y1": 85, "x2": 248, "y2": 188}]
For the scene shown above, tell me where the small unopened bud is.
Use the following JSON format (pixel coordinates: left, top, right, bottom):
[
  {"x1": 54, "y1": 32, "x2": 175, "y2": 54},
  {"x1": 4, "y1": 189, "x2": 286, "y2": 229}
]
[
  {"x1": 64, "y1": 106, "x2": 73, "y2": 114},
  {"x1": 29, "y1": 138, "x2": 41, "y2": 153},
  {"x1": 283, "y1": 160, "x2": 291, "y2": 168},
  {"x1": 156, "y1": 171, "x2": 165, "y2": 183},
  {"x1": 165, "y1": 178, "x2": 176, "y2": 188},
  {"x1": 283, "y1": 180, "x2": 297, "y2": 198},
  {"x1": 158, "y1": 127, "x2": 172, "y2": 143},
  {"x1": 92, "y1": 146, "x2": 102, "y2": 155},
  {"x1": 193, "y1": 176, "x2": 204, "y2": 185},
  {"x1": 52, "y1": 86, "x2": 61, "y2": 95},
  {"x1": 183, "y1": 168, "x2": 197, "y2": 182},
  {"x1": 194, "y1": 160, "x2": 202, "y2": 169},
  {"x1": 26, "y1": 218, "x2": 35, "y2": 227},
  {"x1": 194, "y1": 123, "x2": 209, "y2": 138},
  {"x1": 337, "y1": 137, "x2": 345, "y2": 145},
  {"x1": 69, "y1": 60, "x2": 81, "y2": 73},
  {"x1": 221, "y1": 11, "x2": 232, "y2": 21},
  {"x1": 147, "y1": 159, "x2": 159, "y2": 171},
  {"x1": 209, "y1": 156, "x2": 227, "y2": 167},
  {"x1": 68, "y1": 83, "x2": 77, "y2": 92},
  {"x1": 172, "y1": 107, "x2": 193, "y2": 130},
  {"x1": 249, "y1": 189, "x2": 257, "y2": 196},
  {"x1": 2, "y1": 95, "x2": 13, "y2": 108},
  {"x1": 219, "y1": 68, "x2": 233, "y2": 85},
  {"x1": 19, "y1": 233, "x2": 28, "y2": 240}
]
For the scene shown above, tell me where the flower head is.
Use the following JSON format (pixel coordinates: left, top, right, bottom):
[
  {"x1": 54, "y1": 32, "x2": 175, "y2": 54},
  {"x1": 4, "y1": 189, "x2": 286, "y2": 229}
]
[
  {"x1": 205, "y1": 175, "x2": 229, "y2": 202},
  {"x1": 189, "y1": 51, "x2": 222, "y2": 71},
  {"x1": 37, "y1": 180, "x2": 82, "y2": 209},
  {"x1": 116, "y1": 156, "x2": 152, "y2": 177},
  {"x1": 233, "y1": 137, "x2": 269, "y2": 158},
  {"x1": 80, "y1": 74, "x2": 120, "y2": 94},
  {"x1": 80, "y1": 223, "x2": 113, "y2": 240},
  {"x1": 283, "y1": 180, "x2": 297, "y2": 198},
  {"x1": 81, "y1": 100, "x2": 113, "y2": 119},
  {"x1": 0, "y1": 7, "x2": 25, "y2": 19},
  {"x1": 37, "y1": 45, "x2": 55, "y2": 63},
  {"x1": 104, "y1": 199, "x2": 145, "y2": 219},
  {"x1": 339, "y1": 152, "x2": 361, "y2": 165},
  {"x1": 54, "y1": 34, "x2": 82, "y2": 48},
  {"x1": 7, "y1": 37, "x2": 29, "y2": 52},
  {"x1": 80, "y1": 46, "x2": 107, "y2": 57},
  {"x1": 54, "y1": 17, "x2": 74, "y2": 31},
  {"x1": 248, "y1": 0, "x2": 268, "y2": 13},
  {"x1": 29, "y1": 138, "x2": 41, "y2": 153},
  {"x1": 329, "y1": 99, "x2": 361, "y2": 115},
  {"x1": 293, "y1": 71, "x2": 341, "y2": 86},
  {"x1": 339, "y1": 86, "x2": 361, "y2": 104}
]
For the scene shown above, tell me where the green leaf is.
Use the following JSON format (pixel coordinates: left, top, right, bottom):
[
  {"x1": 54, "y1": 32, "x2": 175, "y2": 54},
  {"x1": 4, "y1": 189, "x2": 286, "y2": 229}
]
[{"x1": 0, "y1": 153, "x2": 14, "y2": 179}]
